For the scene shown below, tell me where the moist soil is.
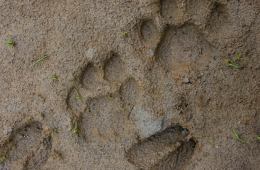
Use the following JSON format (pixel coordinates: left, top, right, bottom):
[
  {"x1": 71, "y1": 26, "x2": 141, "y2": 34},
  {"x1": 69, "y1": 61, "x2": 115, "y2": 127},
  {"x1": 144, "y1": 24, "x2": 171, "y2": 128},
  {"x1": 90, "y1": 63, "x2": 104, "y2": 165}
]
[{"x1": 0, "y1": 0, "x2": 260, "y2": 170}]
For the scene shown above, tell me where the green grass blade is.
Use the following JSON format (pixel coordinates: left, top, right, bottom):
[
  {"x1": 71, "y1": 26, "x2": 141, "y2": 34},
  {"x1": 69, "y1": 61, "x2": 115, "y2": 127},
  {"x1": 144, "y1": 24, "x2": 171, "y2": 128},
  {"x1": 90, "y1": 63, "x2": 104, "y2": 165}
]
[
  {"x1": 32, "y1": 55, "x2": 49, "y2": 67},
  {"x1": 6, "y1": 38, "x2": 15, "y2": 47},
  {"x1": 0, "y1": 155, "x2": 6, "y2": 164},
  {"x1": 227, "y1": 62, "x2": 241, "y2": 69},
  {"x1": 232, "y1": 129, "x2": 245, "y2": 143},
  {"x1": 50, "y1": 74, "x2": 59, "y2": 81},
  {"x1": 75, "y1": 88, "x2": 83, "y2": 102},
  {"x1": 257, "y1": 136, "x2": 260, "y2": 141}
]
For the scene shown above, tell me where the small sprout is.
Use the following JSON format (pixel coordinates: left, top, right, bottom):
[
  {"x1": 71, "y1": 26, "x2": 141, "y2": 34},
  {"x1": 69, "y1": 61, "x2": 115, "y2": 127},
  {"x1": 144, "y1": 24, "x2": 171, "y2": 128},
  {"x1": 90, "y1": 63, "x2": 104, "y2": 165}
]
[
  {"x1": 122, "y1": 31, "x2": 129, "y2": 38},
  {"x1": 257, "y1": 136, "x2": 260, "y2": 141},
  {"x1": 6, "y1": 38, "x2": 15, "y2": 47},
  {"x1": 234, "y1": 52, "x2": 241, "y2": 61},
  {"x1": 50, "y1": 74, "x2": 59, "y2": 81},
  {"x1": 75, "y1": 89, "x2": 83, "y2": 102},
  {"x1": 32, "y1": 54, "x2": 49, "y2": 67},
  {"x1": 232, "y1": 129, "x2": 246, "y2": 143},
  {"x1": 226, "y1": 52, "x2": 242, "y2": 69},
  {"x1": 70, "y1": 117, "x2": 81, "y2": 135},
  {"x1": 0, "y1": 155, "x2": 6, "y2": 164},
  {"x1": 227, "y1": 62, "x2": 241, "y2": 69}
]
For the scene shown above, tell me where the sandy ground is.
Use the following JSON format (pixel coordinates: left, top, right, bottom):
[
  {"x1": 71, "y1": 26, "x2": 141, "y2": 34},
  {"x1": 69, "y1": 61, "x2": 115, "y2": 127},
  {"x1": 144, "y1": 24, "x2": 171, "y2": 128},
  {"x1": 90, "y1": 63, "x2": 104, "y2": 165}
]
[{"x1": 0, "y1": 0, "x2": 259, "y2": 170}]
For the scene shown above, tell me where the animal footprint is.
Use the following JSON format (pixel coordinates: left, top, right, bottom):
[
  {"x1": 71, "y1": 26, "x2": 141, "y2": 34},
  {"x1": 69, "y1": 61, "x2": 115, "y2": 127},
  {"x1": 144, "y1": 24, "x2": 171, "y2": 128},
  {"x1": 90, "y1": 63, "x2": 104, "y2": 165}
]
[
  {"x1": 123, "y1": 18, "x2": 163, "y2": 58},
  {"x1": 121, "y1": 0, "x2": 224, "y2": 168},
  {"x1": 160, "y1": 0, "x2": 187, "y2": 25},
  {"x1": 126, "y1": 125, "x2": 196, "y2": 170},
  {"x1": 204, "y1": 0, "x2": 258, "y2": 46},
  {"x1": 155, "y1": 24, "x2": 220, "y2": 78},
  {"x1": 67, "y1": 52, "x2": 125, "y2": 114},
  {"x1": 0, "y1": 121, "x2": 52, "y2": 170},
  {"x1": 66, "y1": 51, "x2": 141, "y2": 143},
  {"x1": 65, "y1": 0, "x2": 258, "y2": 168},
  {"x1": 62, "y1": 0, "x2": 259, "y2": 169},
  {"x1": 140, "y1": 19, "x2": 160, "y2": 48},
  {"x1": 151, "y1": 138, "x2": 196, "y2": 170},
  {"x1": 122, "y1": 0, "x2": 221, "y2": 139}
]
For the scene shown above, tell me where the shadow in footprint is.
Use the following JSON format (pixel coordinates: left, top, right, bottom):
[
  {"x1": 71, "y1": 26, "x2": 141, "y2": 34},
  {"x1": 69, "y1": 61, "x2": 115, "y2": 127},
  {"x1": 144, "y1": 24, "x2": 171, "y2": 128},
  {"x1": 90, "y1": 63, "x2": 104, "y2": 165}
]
[{"x1": 141, "y1": 19, "x2": 160, "y2": 47}]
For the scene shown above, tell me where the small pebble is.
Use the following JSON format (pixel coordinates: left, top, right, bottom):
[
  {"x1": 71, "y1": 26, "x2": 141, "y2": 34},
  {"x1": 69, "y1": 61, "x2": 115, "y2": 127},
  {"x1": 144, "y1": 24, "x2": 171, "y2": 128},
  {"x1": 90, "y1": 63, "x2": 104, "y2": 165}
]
[{"x1": 183, "y1": 77, "x2": 191, "y2": 84}]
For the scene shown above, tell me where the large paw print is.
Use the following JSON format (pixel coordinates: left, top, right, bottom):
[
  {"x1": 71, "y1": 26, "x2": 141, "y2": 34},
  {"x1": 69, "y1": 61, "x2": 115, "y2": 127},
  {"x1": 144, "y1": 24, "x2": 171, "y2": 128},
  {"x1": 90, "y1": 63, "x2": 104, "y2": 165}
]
[
  {"x1": 123, "y1": 0, "x2": 221, "y2": 132},
  {"x1": 120, "y1": 0, "x2": 226, "y2": 169},
  {"x1": 66, "y1": 0, "x2": 258, "y2": 169},
  {"x1": 0, "y1": 121, "x2": 52, "y2": 170}
]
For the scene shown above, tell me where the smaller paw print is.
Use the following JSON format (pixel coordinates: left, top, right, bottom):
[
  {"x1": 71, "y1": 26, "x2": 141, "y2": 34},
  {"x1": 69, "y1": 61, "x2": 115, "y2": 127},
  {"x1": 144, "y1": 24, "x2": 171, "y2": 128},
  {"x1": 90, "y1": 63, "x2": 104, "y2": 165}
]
[{"x1": 67, "y1": 52, "x2": 129, "y2": 114}]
